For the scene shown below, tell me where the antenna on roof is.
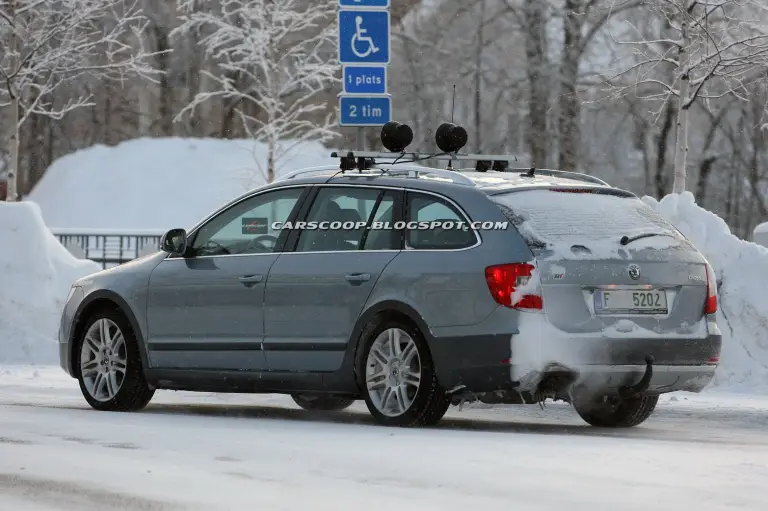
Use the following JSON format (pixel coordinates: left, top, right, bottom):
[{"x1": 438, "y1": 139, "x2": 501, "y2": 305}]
[{"x1": 451, "y1": 85, "x2": 456, "y2": 123}]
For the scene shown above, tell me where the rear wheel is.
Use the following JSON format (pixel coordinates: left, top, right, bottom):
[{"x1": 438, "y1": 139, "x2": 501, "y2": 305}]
[
  {"x1": 291, "y1": 394, "x2": 355, "y2": 411},
  {"x1": 357, "y1": 319, "x2": 450, "y2": 427},
  {"x1": 75, "y1": 308, "x2": 154, "y2": 412},
  {"x1": 573, "y1": 394, "x2": 659, "y2": 428}
]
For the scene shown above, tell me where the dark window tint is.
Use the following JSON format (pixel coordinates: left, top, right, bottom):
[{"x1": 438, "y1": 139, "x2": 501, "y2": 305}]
[
  {"x1": 296, "y1": 187, "x2": 398, "y2": 252},
  {"x1": 361, "y1": 192, "x2": 398, "y2": 251},
  {"x1": 406, "y1": 193, "x2": 476, "y2": 250}
]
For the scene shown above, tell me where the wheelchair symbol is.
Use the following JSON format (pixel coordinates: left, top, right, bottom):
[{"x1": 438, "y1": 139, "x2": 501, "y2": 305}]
[{"x1": 351, "y1": 16, "x2": 380, "y2": 58}]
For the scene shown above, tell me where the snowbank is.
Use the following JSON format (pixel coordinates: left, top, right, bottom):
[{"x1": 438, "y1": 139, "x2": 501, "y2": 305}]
[
  {"x1": 0, "y1": 202, "x2": 101, "y2": 364},
  {"x1": 27, "y1": 137, "x2": 336, "y2": 231},
  {"x1": 643, "y1": 192, "x2": 768, "y2": 389}
]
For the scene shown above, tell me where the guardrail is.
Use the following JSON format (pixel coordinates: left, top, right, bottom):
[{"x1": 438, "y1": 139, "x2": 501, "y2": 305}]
[{"x1": 51, "y1": 229, "x2": 166, "y2": 269}]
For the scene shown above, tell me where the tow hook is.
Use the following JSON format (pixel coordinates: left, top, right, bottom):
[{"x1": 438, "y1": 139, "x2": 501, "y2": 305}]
[{"x1": 618, "y1": 355, "x2": 654, "y2": 399}]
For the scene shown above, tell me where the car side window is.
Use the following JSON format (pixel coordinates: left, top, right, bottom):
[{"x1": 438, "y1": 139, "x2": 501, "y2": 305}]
[
  {"x1": 361, "y1": 192, "x2": 398, "y2": 251},
  {"x1": 406, "y1": 192, "x2": 477, "y2": 250},
  {"x1": 190, "y1": 187, "x2": 305, "y2": 257},
  {"x1": 295, "y1": 187, "x2": 396, "y2": 252}
]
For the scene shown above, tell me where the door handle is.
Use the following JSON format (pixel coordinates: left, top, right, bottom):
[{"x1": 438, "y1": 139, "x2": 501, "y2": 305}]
[
  {"x1": 344, "y1": 273, "x2": 371, "y2": 285},
  {"x1": 239, "y1": 274, "x2": 263, "y2": 287}
]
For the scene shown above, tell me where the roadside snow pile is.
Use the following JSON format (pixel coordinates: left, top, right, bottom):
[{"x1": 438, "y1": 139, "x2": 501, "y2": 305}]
[
  {"x1": 0, "y1": 202, "x2": 100, "y2": 364},
  {"x1": 643, "y1": 192, "x2": 768, "y2": 389},
  {"x1": 27, "y1": 137, "x2": 336, "y2": 231}
]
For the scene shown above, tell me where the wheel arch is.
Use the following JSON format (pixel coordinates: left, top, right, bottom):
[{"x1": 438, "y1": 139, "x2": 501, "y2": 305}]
[
  {"x1": 69, "y1": 290, "x2": 151, "y2": 376},
  {"x1": 348, "y1": 300, "x2": 433, "y2": 388}
]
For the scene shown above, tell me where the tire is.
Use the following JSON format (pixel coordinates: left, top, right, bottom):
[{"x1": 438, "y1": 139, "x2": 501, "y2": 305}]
[
  {"x1": 573, "y1": 394, "x2": 659, "y2": 428},
  {"x1": 74, "y1": 308, "x2": 154, "y2": 412},
  {"x1": 291, "y1": 394, "x2": 355, "y2": 412},
  {"x1": 356, "y1": 318, "x2": 450, "y2": 427}
]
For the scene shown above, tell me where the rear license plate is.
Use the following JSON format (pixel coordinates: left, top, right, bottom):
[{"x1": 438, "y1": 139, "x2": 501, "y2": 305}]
[{"x1": 594, "y1": 289, "x2": 668, "y2": 315}]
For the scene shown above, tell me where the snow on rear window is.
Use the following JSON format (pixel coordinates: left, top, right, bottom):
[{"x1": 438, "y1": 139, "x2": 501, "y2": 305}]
[{"x1": 493, "y1": 189, "x2": 688, "y2": 258}]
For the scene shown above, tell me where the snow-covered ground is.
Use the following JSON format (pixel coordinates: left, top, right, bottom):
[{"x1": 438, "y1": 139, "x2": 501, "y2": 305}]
[
  {"x1": 1, "y1": 365, "x2": 768, "y2": 511},
  {"x1": 27, "y1": 138, "x2": 336, "y2": 231}
]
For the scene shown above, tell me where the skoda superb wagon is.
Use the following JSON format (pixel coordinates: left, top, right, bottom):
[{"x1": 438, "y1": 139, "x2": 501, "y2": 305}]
[{"x1": 58, "y1": 156, "x2": 722, "y2": 428}]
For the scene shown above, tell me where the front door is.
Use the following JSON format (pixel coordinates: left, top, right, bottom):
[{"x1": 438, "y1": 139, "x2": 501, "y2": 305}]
[
  {"x1": 146, "y1": 186, "x2": 308, "y2": 371},
  {"x1": 263, "y1": 186, "x2": 401, "y2": 372}
]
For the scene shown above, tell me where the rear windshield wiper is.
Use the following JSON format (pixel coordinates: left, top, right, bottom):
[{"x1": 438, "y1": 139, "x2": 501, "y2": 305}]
[{"x1": 620, "y1": 232, "x2": 677, "y2": 246}]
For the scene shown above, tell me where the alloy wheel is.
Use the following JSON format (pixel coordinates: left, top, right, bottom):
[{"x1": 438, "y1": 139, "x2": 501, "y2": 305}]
[
  {"x1": 79, "y1": 318, "x2": 128, "y2": 402},
  {"x1": 365, "y1": 327, "x2": 422, "y2": 417}
]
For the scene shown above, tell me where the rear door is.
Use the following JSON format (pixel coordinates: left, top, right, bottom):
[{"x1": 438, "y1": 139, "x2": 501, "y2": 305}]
[
  {"x1": 262, "y1": 185, "x2": 401, "y2": 372},
  {"x1": 491, "y1": 187, "x2": 710, "y2": 336}
]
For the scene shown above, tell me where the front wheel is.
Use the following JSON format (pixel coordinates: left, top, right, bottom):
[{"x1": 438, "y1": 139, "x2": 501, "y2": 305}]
[
  {"x1": 357, "y1": 319, "x2": 450, "y2": 427},
  {"x1": 75, "y1": 308, "x2": 154, "y2": 412},
  {"x1": 573, "y1": 394, "x2": 659, "y2": 428}
]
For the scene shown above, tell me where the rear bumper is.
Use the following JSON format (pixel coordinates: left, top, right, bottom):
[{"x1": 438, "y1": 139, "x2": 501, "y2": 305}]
[
  {"x1": 565, "y1": 363, "x2": 716, "y2": 394},
  {"x1": 429, "y1": 331, "x2": 722, "y2": 395}
]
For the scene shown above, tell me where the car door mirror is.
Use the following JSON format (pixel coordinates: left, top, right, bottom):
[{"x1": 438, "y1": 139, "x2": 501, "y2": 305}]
[{"x1": 161, "y1": 228, "x2": 188, "y2": 255}]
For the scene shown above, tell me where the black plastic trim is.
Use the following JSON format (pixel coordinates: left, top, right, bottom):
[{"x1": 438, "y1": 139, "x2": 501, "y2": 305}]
[
  {"x1": 68, "y1": 290, "x2": 152, "y2": 377},
  {"x1": 145, "y1": 369, "x2": 334, "y2": 395},
  {"x1": 148, "y1": 342, "x2": 262, "y2": 352},
  {"x1": 263, "y1": 342, "x2": 347, "y2": 352}
]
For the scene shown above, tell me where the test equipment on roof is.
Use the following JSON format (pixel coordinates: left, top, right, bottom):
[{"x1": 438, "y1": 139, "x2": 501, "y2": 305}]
[
  {"x1": 321, "y1": 121, "x2": 609, "y2": 186},
  {"x1": 331, "y1": 121, "x2": 520, "y2": 173}
]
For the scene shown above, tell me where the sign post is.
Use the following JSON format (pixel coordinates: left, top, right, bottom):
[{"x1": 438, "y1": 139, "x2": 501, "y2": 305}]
[{"x1": 337, "y1": 0, "x2": 392, "y2": 149}]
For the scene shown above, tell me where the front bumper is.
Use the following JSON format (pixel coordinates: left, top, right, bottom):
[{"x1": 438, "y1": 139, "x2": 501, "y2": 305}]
[{"x1": 58, "y1": 286, "x2": 84, "y2": 377}]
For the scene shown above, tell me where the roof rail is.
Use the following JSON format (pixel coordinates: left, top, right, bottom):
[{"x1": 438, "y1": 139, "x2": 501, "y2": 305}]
[
  {"x1": 509, "y1": 168, "x2": 610, "y2": 186},
  {"x1": 276, "y1": 166, "x2": 338, "y2": 181},
  {"x1": 378, "y1": 167, "x2": 476, "y2": 186},
  {"x1": 276, "y1": 162, "x2": 476, "y2": 187}
]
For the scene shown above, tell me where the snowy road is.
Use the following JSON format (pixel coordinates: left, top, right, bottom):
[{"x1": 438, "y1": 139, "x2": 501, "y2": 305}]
[{"x1": 2, "y1": 367, "x2": 768, "y2": 511}]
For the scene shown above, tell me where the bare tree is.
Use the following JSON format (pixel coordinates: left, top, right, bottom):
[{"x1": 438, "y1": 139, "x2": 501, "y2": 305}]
[
  {"x1": 174, "y1": 0, "x2": 340, "y2": 183},
  {"x1": 523, "y1": 0, "x2": 550, "y2": 168},
  {"x1": 556, "y1": 0, "x2": 643, "y2": 171},
  {"x1": 0, "y1": 0, "x2": 157, "y2": 201},
  {"x1": 603, "y1": 0, "x2": 768, "y2": 193}
]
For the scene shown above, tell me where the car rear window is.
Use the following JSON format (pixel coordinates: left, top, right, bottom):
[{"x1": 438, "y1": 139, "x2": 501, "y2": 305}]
[{"x1": 491, "y1": 189, "x2": 690, "y2": 257}]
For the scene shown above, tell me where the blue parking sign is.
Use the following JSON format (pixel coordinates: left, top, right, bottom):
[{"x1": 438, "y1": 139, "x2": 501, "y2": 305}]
[
  {"x1": 338, "y1": 0, "x2": 390, "y2": 6},
  {"x1": 338, "y1": 10, "x2": 390, "y2": 65},
  {"x1": 343, "y1": 66, "x2": 387, "y2": 94},
  {"x1": 339, "y1": 96, "x2": 391, "y2": 126}
]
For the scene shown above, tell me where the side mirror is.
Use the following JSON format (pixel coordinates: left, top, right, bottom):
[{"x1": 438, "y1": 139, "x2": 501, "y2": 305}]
[{"x1": 160, "y1": 228, "x2": 188, "y2": 255}]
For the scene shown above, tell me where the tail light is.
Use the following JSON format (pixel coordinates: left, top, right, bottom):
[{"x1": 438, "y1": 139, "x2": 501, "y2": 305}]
[
  {"x1": 485, "y1": 263, "x2": 543, "y2": 310},
  {"x1": 704, "y1": 263, "x2": 717, "y2": 314}
]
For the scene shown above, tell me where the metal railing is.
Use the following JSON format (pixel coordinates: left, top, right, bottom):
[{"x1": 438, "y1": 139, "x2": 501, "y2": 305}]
[{"x1": 52, "y1": 229, "x2": 165, "y2": 269}]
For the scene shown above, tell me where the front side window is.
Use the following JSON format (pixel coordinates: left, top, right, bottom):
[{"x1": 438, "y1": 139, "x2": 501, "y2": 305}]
[
  {"x1": 406, "y1": 192, "x2": 477, "y2": 250},
  {"x1": 190, "y1": 187, "x2": 305, "y2": 257},
  {"x1": 295, "y1": 187, "x2": 398, "y2": 252}
]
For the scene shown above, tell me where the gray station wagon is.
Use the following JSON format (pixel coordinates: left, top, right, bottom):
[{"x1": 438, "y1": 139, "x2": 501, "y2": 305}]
[{"x1": 58, "y1": 127, "x2": 722, "y2": 428}]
